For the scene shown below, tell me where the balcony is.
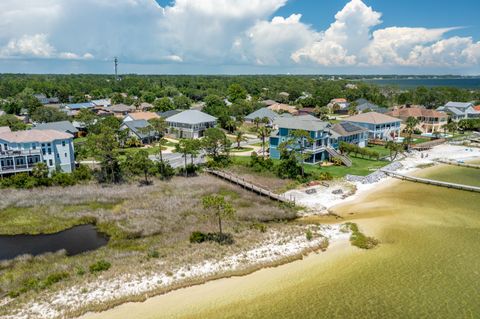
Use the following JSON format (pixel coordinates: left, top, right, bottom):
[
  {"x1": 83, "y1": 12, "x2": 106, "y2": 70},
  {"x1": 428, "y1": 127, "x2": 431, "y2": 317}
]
[{"x1": 0, "y1": 149, "x2": 43, "y2": 174}]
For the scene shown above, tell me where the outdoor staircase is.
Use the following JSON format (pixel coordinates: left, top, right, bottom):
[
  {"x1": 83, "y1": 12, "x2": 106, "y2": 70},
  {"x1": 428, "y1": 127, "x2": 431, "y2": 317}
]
[{"x1": 326, "y1": 148, "x2": 352, "y2": 167}]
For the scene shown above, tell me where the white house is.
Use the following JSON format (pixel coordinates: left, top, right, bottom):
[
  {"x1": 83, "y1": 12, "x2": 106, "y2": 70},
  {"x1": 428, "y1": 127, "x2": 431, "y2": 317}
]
[
  {"x1": 437, "y1": 102, "x2": 480, "y2": 121},
  {"x1": 166, "y1": 110, "x2": 217, "y2": 139},
  {"x1": 0, "y1": 128, "x2": 75, "y2": 175},
  {"x1": 343, "y1": 112, "x2": 401, "y2": 141}
]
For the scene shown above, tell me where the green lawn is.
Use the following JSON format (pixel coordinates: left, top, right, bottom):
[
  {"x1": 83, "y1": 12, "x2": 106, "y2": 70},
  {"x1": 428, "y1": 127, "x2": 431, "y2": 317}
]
[
  {"x1": 231, "y1": 155, "x2": 388, "y2": 180},
  {"x1": 364, "y1": 144, "x2": 390, "y2": 157},
  {"x1": 230, "y1": 147, "x2": 254, "y2": 153}
]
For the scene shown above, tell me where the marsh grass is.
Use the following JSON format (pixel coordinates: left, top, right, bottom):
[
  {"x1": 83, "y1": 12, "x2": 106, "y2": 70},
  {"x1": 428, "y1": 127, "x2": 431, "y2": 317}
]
[{"x1": 0, "y1": 175, "x2": 299, "y2": 314}]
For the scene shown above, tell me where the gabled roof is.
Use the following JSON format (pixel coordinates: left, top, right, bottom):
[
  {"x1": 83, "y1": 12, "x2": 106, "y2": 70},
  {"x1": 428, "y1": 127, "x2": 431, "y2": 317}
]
[
  {"x1": 344, "y1": 112, "x2": 401, "y2": 125},
  {"x1": 166, "y1": 110, "x2": 217, "y2": 125},
  {"x1": 35, "y1": 121, "x2": 79, "y2": 134},
  {"x1": 267, "y1": 103, "x2": 298, "y2": 114},
  {"x1": 437, "y1": 106, "x2": 464, "y2": 116},
  {"x1": 66, "y1": 102, "x2": 94, "y2": 110},
  {"x1": 121, "y1": 120, "x2": 155, "y2": 139},
  {"x1": 274, "y1": 114, "x2": 330, "y2": 132},
  {"x1": 444, "y1": 101, "x2": 474, "y2": 109},
  {"x1": 91, "y1": 99, "x2": 111, "y2": 107},
  {"x1": 158, "y1": 109, "x2": 182, "y2": 118},
  {"x1": 245, "y1": 108, "x2": 279, "y2": 121},
  {"x1": 387, "y1": 108, "x2": 447, "y2": 119},
  {"x1": 356, "y1": 101, "x2": 379, "y2": 112},
  {"x1": 0, "y1": 129, "x2": 72, "y2": 143},
  {"x1": 331, "y1": 122, "x2": 368, "y2": 137},
  {"x1": 109, "y1": 104, "x2": 136, "y2": 113},
  {"x1": 125, "y1": 112, "x2": 159, "y2": 121}
]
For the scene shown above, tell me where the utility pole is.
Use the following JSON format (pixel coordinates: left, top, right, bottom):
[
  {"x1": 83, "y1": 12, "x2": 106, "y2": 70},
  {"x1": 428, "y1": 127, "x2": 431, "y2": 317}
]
[{"x1": 114, "y1": 57, "x2": 119, "y2": 81}]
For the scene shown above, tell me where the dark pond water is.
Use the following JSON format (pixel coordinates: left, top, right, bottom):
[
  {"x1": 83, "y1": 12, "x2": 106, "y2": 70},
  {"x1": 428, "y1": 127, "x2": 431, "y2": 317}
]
[{"x1": 0, "y1": 224, "x2": 109, "y2": 261}]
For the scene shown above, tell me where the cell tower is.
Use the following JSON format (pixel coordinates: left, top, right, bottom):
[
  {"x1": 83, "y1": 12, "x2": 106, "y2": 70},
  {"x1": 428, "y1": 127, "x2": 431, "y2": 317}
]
[{"x1": 114, "y1": 57, "x2": 119, "y2": 80}]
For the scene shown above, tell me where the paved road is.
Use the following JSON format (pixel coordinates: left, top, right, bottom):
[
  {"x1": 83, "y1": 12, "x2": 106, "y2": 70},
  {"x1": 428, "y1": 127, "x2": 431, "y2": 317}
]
[{"x1": 149, "y1": 152, "x2": 206, "y2": 169}]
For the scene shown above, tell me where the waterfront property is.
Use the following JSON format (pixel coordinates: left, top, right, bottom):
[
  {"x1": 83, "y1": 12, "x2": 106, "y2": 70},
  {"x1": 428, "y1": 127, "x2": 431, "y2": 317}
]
[
  {"x1": 269, "y1": 115, "x2": 357, "y2": 164},
  {"x1": 330, "y1": 122, "x2": 368, "y2": 148},
  {"x1": 0, "y1": 128, "x2": 75, "y2": 175},
  {"x1": 437, "y1": 101, "x2": 480, "y2": 121},
  {"x1": 34, "y1": 120, "x2": 79, "y2": 137},
  {"x1": 387, "y1": 107, "x2": 448, "y2": 133},
  {"x1": 343, "y1": 112, "x2": 401, "y2": 140},
  {"x1": 165, "y1": 110, "x2": 217, "y2": 139}
]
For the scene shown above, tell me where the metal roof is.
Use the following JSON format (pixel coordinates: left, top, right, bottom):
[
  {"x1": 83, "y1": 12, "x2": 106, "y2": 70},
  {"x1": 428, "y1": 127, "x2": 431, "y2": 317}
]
[
  {"x1": 166, "y1": 110, "x2": 217, "y2": 125},
  {"x1": 121, "y1": 120, "x2": 155, "y2": 139},
  {"x1": 444, "y1": 102, "x2": 474, "y2": 109},
  {"x1": 245, "y1": 108, "x2": 279, "y2": 121},
  {"x1": 273, "y1": 115, "x2": 330, "y2": 132},
  {"x1": 35, "y1": 121, "x2": 79, "y2": 134},
  {"x1": 66, "y1": 102, "x2": 94, "y2": 110}
]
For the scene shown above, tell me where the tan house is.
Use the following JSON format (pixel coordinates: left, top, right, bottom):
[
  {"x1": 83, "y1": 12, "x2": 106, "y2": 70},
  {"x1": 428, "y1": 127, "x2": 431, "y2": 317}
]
[
  {"x1": 267, "y1": 103, "x2": 298, "y2": 115},
  {"x1": 387, "y1": 107, "x2": 448, "y2": 134},
  {"x1": 123, "y1": 111, "x2": 160, "y2": 122}
]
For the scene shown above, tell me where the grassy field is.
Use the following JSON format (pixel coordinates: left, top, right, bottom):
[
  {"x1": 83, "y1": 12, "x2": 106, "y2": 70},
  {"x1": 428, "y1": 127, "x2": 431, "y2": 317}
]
[
  {"x1": 230, "y1": 147, "x2": 254, "y2": 153},
  {"x1": 230, "y1": 155, "x2": 388, "y2": 183},
  {"x1": 0, "y1": 176, "x2": 298, "y2": 310}
]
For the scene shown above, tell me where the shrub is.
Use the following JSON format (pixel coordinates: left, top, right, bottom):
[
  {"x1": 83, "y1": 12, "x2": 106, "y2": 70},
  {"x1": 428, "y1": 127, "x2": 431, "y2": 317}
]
[
  {"x1": 89, "y1": 260, "x2": 111, "y2": 273},
  {"x1": 51, "y1": 171, "x2": 76, "y2": 187},
  {"x1": 331, "y1": 157, "x2": 343, "y2": 166},
  {"x1": 2, "y1": 173, "x2": 37, "y2": 189},
  {"x1": 250, "y1": 222, "x2": 267, "y2": 233},
  {"x1": 189, "y1": 231, "x2": 234, "y2": 245},
  {"x1": 73, "y1": 164, "x2": 92, "y2": 181},
  {"x1": 178, "y1": 163, "x2": 199, "y2": 177},
  {"x1": 306, "y1": 229, "x2": 313, "y2": 241},
  {"x1": 156, "y1": 162, "x2": 175, "y2": 180},
  {"x1": 249, "y1": 152, "x2": 274, "y2": 172},
  {"x1": 344, "y1": 222, "x2": 379, "y2": 249},
  {"x1": 147, "y1": 249, "x2": 160, "y2": 258}
]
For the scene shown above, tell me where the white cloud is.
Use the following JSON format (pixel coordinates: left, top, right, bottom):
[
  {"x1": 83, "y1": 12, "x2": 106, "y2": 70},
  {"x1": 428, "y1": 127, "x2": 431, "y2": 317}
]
[
  {"x1": 292, "y1": 0, "x2": 480, "y2": 69},
  {"x1": 0, "y1": 0, "x2": 478, "y2": 72}
]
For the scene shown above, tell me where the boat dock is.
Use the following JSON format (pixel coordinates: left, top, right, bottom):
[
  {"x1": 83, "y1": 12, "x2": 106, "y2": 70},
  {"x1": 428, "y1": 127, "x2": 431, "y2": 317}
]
[
  {"x1": 205, "y1": 169, "x2": 295, "y2": 205},
  {"x1": 382, "y1": 170, "x2": 480, "y2": 193},
  {"x1": 436, "y1": 159, "x2": 480, "y2": 169}
]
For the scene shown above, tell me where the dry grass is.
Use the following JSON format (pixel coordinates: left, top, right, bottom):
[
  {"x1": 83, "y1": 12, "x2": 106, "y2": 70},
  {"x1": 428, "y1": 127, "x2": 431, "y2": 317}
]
[{"x1": 0, "y1": 174, "x2": 299, "y2": 316}]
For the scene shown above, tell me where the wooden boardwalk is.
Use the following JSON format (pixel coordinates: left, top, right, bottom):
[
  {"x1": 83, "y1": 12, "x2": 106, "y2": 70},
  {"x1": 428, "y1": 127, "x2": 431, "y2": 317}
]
[
  {"x1": 205, "y1": 169, "x2": 295, "y2": 205},
  {"x1": 382, "y1": 170, "x2": 480, "y2": 193},
  {"x1": 437, "y1": 160, "x2": 480, "y2": 169},
  {"x1": 411, "y1": 139, "x2": 446, "y2": 151}
]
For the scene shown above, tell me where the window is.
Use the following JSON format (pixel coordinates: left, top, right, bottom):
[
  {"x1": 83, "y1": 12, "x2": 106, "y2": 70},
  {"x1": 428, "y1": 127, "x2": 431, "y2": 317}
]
[
  {"x1": 65, "y1": 152, "x2": 68, "y2": 158},
  {"x1": 48, "y1": 148, "x2": 52, "y2": 155},
  {"x1": 56, "y1": 153, "x2": 60, "y2": 159},
  {"x1": 49, "y1": 159, "x2": 53, "y2": 166},
  {"x1": 32, "y1": 144, "x2": 36, "y2": 150},
  {"x1": 62, "y1": 140, "x2": 65, "y2": 147},
  {"x1": 42, "y1": 149, "x2": 46, "y2": 155}
]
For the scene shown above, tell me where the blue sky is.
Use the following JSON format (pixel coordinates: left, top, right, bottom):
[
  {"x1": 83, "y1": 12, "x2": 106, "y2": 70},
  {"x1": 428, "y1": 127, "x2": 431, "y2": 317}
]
[{"x1": 1, "y1": 0, "x2": 479, "y2": 74}]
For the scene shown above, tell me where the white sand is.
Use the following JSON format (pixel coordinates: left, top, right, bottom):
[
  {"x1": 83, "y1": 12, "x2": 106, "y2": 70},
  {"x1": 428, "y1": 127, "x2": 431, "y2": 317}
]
[
  {"x1": 286, "y1": 144, "x2": 480, "y2": 215},
  {"x1": 3, "y1": 225, "x2": 349, "y2": 319}
]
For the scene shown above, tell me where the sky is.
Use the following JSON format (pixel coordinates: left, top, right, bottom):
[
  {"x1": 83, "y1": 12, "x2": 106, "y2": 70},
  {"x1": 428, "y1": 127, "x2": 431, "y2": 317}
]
[{"x1": 0, "y1": 0, "x2": 479, "y2": 75}]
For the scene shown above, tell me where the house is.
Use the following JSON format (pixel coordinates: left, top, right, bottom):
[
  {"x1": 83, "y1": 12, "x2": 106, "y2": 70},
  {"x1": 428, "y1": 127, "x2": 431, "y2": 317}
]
[
  {"x1": 261, "y1": 99, "x2": 277, "y2": 107},
  {"x1": 123, "y1": 112, "x2": 160, "y2": 122},
  {"x1": 34, "y1": 121, "x2": 79, "y2": 137},
  {"x1": 298, "y1": 107, "x2": 316, "y2": 116},
  {"x1": 343, "y1": 112, "x2": 401, "y2": 141},
  {"x1": 34, "y1": 94, "x2": 59, "y2": 105},
  {"x1": 109, "y1": 104, "x2": 136, "y2": 117},
  {"x1": 267, "y1": 103, "x2": 298, "y2": 115},
  {"x1": 330, "y1": 122, "x2": 368, "y2": 148},
  {"x1": 269, "y1": 115, "x2": 341, "y2": 164},
  {"x1": 120, "y1": 120, "x2": 156, "y2": 144},
  {"x1": 138, "y1": 102, "x2": 154, "y2": 111},
  {"x1": 328, "y1": 98, "x2": 349, "y2": 113},
  {"x1": 91, "y1": 99, "x2": 111, "y2": 107},
  {"x1": 245, "y1": 108, "x2": 279, "y2": 125},
  {"x1": 437, "y1": 102, "x2": 480, "y2": 121},
  {"x1": 165, "y1": 110, "x2": 217, "y2": 139},
  {"x1": 0, "y1": 129, "x2": 75, "y2": 175},
  {"x1": 158, "y1": 109, "x2": 182, "y2": 119},
  {"x1": 387, "y1": 107, "x2": 448, "y2": 134},
  {"x1": 354, "y1": 99, "x2": 385, "y2": 113},
  {"x1": 64, "y1": 102, "x2": 95, "y2": 111}
]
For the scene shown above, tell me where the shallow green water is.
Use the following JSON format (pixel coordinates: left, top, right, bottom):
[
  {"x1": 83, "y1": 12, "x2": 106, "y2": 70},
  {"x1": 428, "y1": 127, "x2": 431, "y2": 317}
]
[
  {"x1": 417, "y1": 164, "x2": 480, "y2": 187},
  {"x1": 187, "y1": 167, "x2": 480, "y2": 318}
]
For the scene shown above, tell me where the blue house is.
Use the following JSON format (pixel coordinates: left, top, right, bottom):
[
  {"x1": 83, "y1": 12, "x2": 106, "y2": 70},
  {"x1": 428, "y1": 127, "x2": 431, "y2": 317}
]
[
  {"x1": 343, "y1": 112, "x2": 401, "y2": 141},
  {"x1": 269, "y1": 115, "x2": 366, "y2": 165}
]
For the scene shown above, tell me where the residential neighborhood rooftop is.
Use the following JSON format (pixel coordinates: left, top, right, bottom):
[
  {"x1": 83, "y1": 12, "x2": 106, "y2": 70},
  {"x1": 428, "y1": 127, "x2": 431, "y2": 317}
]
[
  {"x1": 273, "y1": 114, "x2": 330, "y2": 131},
  {"x1": 0, "y1": 129, "x2": 72, "y2": 143},
  {"x1": 387, "y1": 108, "x2": 448, "y2": 119},
  {"x1": 245, "y1": 107, "x2": 279, "y2": 121},
  {"x1": 125, "y1": 112, "x2": 159, "y2": 121},
  {"x1": 165, "y1": 110, "x2": 217, "y2": 125},
  {"x1": 331, "y1": 122, "x2": 368, "y2": 137},
  {"x1": 34, "y1": 121, "x2": 79, "y2": 134},
  {"x1": 344, "y1": 112, "x2": 401, "y2": 124}
]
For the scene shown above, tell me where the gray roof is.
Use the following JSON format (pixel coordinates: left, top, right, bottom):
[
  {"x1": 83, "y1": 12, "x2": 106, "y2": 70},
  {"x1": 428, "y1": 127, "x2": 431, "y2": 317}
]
[
  {"x1": 35, "y1": 121, "x2": 79, "y2": 134},
  {"x1": 444, "y1": 102, "x2": 473, "y2": 109},
  {"x1": 437, "y1": 106, "x2": 464, "y2": 116},
  {"x1": 356, "y1": 101, "x2": 380, "y2": 112},
  {"x1": 158, "y1": 109, "x2": 182, "y2": 118},
  {"x1": 245, "y1": 108, "x2": 279, "y2": 121},
  {"x1": 274, "y1": 115, "x2": 330, "y2": 132},
  {"x1": 121, "y1": 120, "x2": 155, "y2": 139},
  {"x1": 166, "y1": 110, "x2": 217, "y2": 125},
  {"x1": 331, "y1": 122, "x2": 368, "y2": 137},
  {"x1": 109, "y1": 104, "x2": 135, "y2": 113}
]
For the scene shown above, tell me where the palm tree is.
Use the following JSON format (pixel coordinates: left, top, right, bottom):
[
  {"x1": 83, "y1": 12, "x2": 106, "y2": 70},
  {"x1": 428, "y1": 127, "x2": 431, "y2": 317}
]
[
  {"x1": 257, "y1": 126, "x2": 271, "y2": 158},
  {"x1": 405, "y1": 116, "x2": 420, "y2": 149},
  {"x1": 234, "y1": 131, "x2": 248, "y2": 149},
  {"x1": 253, "y1": 117, "x2": 261, "y2": 129}
]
